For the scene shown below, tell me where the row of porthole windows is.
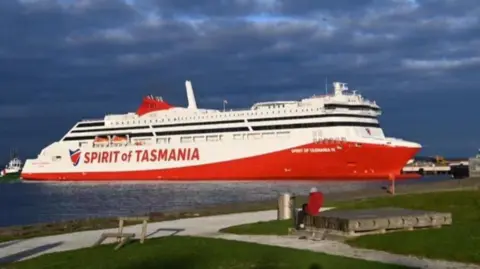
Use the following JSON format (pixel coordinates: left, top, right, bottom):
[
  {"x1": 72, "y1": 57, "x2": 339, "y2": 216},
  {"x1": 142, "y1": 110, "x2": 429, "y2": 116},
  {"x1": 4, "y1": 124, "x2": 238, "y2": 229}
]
[{"x1": 110, "y1": 108, "x2": 326, "y2": 126}]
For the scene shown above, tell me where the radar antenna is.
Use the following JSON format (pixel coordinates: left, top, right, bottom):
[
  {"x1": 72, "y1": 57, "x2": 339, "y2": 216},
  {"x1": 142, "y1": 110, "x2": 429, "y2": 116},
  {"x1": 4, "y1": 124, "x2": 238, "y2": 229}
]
[{"x1": 333, "y1": 82, "x2": 348, "y2": 96}]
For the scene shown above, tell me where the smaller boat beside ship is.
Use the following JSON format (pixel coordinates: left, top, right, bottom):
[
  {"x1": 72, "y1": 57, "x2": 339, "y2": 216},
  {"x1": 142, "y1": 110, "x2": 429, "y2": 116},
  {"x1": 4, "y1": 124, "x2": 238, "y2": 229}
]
[{"x1": 1, "y1": 149, "x2": 23, "y2": 181}]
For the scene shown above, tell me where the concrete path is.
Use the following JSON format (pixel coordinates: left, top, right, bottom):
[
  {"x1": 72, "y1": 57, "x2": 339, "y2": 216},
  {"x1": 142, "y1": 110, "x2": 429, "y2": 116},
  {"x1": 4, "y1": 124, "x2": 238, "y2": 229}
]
[
  {"x1": 0, "y1": 210, "x2": 281, "y2": 264},
  {"x1": 205, "y1": 233, "x2": 480, "y2": 269},
  {"x1": 0, "y1": 208, "x2": 479, "y2": 269}
]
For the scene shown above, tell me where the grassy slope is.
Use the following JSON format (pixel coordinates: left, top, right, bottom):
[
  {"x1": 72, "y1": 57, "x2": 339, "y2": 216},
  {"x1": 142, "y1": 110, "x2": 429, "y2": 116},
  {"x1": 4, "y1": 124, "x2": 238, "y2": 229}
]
[
  {"x1": 3, "y1": 236, "x2": 412, "y2": 269},
  {"x1": 222, "y1": 190, "x2": 480, "y2": 264}
]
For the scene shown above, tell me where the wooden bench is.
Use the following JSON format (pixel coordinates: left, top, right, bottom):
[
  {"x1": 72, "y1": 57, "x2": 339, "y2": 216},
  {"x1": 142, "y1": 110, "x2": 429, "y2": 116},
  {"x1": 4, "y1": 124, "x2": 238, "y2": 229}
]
[
  {"x1": 117, "y1": 216, "x2": 150, "y2": 244},
  {"x1": 94, "y1": 232, "x2": 135, "y2": 250},
  {"x1": 93, "y1": 216, "x2": 150, "y2": 250}
]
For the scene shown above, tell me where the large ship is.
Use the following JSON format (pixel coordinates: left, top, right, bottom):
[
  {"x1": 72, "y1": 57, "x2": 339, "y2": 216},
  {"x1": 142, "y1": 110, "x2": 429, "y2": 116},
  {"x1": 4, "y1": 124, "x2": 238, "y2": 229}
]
[{"x1": 21, "y1": 81, "x2": 421, "y2": 182}]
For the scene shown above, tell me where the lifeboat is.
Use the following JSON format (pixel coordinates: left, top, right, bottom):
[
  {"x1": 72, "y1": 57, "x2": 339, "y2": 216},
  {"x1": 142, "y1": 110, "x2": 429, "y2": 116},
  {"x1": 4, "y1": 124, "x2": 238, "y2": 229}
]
[
  {"x1": 134, "y1": 140, "x2": 145, "y2": 146},
  {"x1": 112, "y1": 135, "x2": 128, "y2": 144},
  {"x1": 93, "y1": 136, "x2": 109, "y2": 145}
]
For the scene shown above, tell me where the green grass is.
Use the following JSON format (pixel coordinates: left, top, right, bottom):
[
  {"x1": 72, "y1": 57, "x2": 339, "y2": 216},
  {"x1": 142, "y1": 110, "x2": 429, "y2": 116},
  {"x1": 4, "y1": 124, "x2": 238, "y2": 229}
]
[
  {"x1": 337, "y1": 190, "x2": 480, "y2": 264},
  {"x1": 4, "y1": 236, "x2": 411, "y2": 269},
  {"x1": 222, "y1": 190, "x2": 480, "y2": 264}
]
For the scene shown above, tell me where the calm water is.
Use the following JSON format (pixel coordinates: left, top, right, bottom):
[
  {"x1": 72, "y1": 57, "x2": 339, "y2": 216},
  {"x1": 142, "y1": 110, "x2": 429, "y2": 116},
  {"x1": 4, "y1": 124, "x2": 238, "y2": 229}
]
[{"x1": 0, "y1": 176, "x2": 450, "y2": 227}]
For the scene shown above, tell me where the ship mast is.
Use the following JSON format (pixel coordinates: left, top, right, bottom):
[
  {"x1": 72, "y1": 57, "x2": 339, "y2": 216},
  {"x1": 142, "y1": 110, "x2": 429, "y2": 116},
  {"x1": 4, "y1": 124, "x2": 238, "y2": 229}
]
[{"x1": 9, "y1": 148, "x2": 18, "y2": 160}]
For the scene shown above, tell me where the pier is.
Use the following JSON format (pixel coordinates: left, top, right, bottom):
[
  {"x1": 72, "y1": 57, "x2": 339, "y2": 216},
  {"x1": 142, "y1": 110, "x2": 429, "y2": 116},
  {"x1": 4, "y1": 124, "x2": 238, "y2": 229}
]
[
  {"x1": 402, "y1": 165, "x2": 451, "y2": 175},
  {"x1": 402, "y1": 158, "x2": 470, "y2": 176}
]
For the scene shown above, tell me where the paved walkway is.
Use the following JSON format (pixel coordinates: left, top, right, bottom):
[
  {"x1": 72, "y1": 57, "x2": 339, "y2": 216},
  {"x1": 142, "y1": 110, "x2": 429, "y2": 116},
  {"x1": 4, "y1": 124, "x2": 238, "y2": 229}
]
[
  {"x1": 1, "y1": 208, "x2": 479, "y2": 269},
  {"x1": 0, "y1": 210, "x2": 281, "y2": 264},
  {"x1": 206, "y1": 234, "x2": 480, "y2": 269}
]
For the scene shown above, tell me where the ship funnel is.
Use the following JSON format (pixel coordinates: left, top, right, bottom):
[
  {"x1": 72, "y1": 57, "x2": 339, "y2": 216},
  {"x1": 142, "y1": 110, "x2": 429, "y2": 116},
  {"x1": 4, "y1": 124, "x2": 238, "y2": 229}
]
[{"x1": 185, "y1": 80, "x2": 198, "y2": 109}]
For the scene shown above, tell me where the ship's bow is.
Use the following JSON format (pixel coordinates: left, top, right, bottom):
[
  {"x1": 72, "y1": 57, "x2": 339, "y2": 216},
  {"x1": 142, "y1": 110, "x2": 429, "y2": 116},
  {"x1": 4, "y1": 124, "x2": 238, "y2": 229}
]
[{"x1": 386, "y1": 138, "x2": 422, "y2": 177}]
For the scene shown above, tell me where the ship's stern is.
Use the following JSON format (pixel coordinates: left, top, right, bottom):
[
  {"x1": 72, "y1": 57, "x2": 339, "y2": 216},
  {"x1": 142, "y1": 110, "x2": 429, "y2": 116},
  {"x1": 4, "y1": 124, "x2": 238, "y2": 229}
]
[
  {"x1": 20, "y1": 142, "x2": 70, "y2": 181},
  {"x1": 20, "y1": 158, "x2": 42, "y2": 180}
]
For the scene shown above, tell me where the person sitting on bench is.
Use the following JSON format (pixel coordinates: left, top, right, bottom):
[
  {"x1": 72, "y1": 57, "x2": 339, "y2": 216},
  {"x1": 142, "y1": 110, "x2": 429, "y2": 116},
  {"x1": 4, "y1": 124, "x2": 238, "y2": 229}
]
[
  {"x1": 298, "y1": 187, "x2": 324, "y2": 229},
  {"x1": 305, "y1": 187, "x2": 324, "y2": 216}
]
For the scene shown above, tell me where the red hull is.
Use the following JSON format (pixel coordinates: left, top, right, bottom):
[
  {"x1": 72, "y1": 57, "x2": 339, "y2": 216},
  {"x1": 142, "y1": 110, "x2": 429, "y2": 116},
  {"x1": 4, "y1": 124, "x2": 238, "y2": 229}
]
[{"x1": 21, "y1": 142, "x2": 420, "y2": 182}]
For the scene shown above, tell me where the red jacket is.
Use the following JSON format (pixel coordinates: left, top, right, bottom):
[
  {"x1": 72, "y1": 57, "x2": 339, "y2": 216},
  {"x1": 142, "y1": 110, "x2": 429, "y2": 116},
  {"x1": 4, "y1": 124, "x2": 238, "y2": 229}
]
[{"x1": 305, "y1": 191, "x2": 324, "y2": 216}]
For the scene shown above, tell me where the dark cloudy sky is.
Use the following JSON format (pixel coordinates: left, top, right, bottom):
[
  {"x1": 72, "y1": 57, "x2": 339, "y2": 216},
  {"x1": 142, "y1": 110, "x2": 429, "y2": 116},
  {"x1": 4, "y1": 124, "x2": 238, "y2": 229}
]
[{"x1": 1, "y1": 0, "x2": 479, "y2": 161}]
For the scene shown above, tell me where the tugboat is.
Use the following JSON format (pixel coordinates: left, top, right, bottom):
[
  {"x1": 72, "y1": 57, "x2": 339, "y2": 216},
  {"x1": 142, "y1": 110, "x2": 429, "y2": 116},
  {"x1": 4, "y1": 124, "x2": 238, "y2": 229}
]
[{"x1": 0, "y1": 149, "x2": 23, "y2": 181}]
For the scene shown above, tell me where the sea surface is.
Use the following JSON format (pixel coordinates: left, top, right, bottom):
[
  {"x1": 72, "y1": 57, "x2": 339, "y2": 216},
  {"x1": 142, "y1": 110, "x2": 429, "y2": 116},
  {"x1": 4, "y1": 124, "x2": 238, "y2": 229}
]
[{"x1": 0, "y1": 176, "x2": 450, "y2": 227}]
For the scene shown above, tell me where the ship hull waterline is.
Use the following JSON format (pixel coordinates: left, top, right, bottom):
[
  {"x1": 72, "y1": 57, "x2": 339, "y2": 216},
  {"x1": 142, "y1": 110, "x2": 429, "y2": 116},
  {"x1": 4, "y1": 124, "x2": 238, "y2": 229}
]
[{"x1": 21, "y1": 141, "x2": 420, "y2": 182}]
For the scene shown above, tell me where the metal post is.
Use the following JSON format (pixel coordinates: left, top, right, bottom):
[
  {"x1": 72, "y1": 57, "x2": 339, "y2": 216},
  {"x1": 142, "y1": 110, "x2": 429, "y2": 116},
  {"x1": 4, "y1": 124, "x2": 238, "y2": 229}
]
[
  {"x1": 290, "y1": 193, "x2": 296, "y2": 229},
  {"x1": 388, "y1": 173, "x2": 395, "y2": 195}
]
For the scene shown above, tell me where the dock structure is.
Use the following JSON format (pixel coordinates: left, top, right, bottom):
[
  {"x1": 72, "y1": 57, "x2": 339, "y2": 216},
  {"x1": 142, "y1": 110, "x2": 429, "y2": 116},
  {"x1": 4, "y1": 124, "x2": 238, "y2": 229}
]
[
  {"x1": 402, "y1": 165, "x2": 451, "y2": 175},
  {"x1": 402, "y1": 159, "x2": 470, "y2": 176},
  {"x1": 469, "y1": 157, "x2": 480, "y2": 178}
]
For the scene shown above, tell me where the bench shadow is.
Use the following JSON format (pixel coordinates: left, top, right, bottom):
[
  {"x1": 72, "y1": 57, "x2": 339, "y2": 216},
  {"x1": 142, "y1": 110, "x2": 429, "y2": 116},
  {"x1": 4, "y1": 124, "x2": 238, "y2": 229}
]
[
  {"x1": 0, "y1": 240, "x2": 21, "y2": 249},
  {"x1": 253, "y1": 251, "x2": 324, "y2": 269},
  {"x1": 117, "y1": 253, "x2": 204, "y2": 269},
  {"x1": 308, "y1": 264, "x2": 323, "y2": 269},
  {"x1": 256, "y1": 262, "x2": 323, "y2": 269},
  {"x1": 146, "y1": 228, "x2": 185, "y2": 238},
  {"x1": 0, "y1": 241, "x2": 63, "y2": 265}
]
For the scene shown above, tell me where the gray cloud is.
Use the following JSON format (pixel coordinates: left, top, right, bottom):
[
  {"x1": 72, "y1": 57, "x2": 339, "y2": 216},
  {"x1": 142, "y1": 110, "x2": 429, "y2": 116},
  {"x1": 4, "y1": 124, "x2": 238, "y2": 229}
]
[{"x1": 1, "y1": 0, "x2": 479, "y2": 157}]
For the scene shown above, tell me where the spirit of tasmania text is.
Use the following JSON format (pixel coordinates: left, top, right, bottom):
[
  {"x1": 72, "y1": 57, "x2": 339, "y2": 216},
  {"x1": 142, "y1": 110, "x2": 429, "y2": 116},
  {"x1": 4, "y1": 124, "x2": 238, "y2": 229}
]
[{"x1": 83, "y1": 148, "x2": 200, "y2": 164}]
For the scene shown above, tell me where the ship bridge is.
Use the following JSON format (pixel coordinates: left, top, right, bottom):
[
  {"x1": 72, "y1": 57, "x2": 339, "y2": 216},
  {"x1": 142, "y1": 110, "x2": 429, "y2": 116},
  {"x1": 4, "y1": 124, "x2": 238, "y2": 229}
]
[
  {"x1": 251, "y1": 101, "x2": 298, "y2": 110},
  {"x1": 303, "y1": 82, "x2": 382, "y2": 115}
]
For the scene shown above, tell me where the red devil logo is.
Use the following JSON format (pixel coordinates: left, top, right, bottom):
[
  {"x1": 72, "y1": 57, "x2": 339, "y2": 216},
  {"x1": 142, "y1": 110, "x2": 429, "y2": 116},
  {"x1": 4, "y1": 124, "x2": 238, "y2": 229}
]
[{"x1": 69, "y1": 149, "x2": 81, "y2": 167}]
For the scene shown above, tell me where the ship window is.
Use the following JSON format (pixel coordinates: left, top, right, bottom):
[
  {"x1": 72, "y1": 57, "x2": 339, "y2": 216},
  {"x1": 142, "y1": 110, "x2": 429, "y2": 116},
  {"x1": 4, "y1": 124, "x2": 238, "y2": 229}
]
[
  {"x1": 71, "y1": 125, "x2": 150, "y2": 133},
  {"x1": 247, "y1": 133, "x2": 261, "y2": 139},
  {"x1": 262, "y1": 132, "x2": 275, "y2": 138},
  {"x1": 76, "y1": 121, "x2": 105, "y2": 128},
  {"x1": 324, "y1": 104, "x2": 381, "y2": 112},
  {"x1": 193, "y1": 136, "x2": 205, "y2": 142},
  {"x1": 276, "y1": 131, "x2": 290, "y2": 138},
  {"x1": 181, "y1": 136, "x2": 192, "y2": 143},
  {"x1": 233, "y1": 134, "x2": 244, "y2": 140},
  {"x1": 206, "y1": 135, "x2": 219, "y2": 142},
  {"x1": 156, "y1": 137, "x2": 171, "y2": 144},
  {"x1": 251, "y1": 122, "x2": 379, "y2": 132}
]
